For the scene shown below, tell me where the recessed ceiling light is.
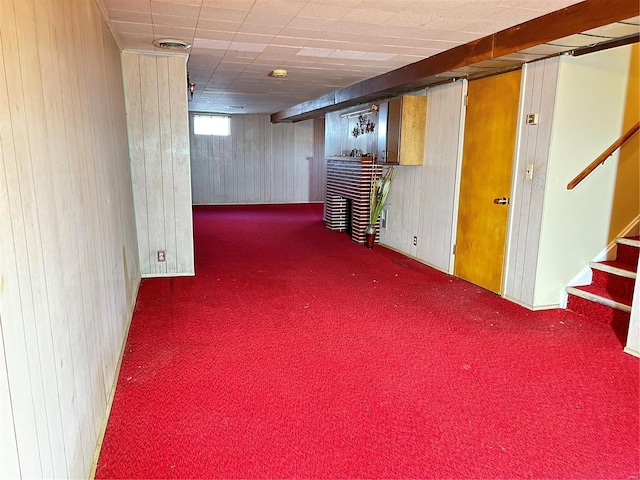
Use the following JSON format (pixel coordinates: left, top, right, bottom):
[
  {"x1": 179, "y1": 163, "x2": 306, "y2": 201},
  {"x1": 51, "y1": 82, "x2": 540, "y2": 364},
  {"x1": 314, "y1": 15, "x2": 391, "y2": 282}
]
[
  {"x1": 269, "y1": 69, "x2": 288, "y2": 78},
  {"x1": 153, "y1": 38, "x2": 191, "y2": 50}
]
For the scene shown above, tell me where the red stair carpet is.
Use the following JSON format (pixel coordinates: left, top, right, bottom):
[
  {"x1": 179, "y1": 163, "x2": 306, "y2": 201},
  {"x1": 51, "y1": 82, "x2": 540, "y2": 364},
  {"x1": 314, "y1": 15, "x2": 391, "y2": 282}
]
[
  {"x1": 96, "y1": 204, "x2": 639, "y2": 479},
  {"x1": 567, "y1": 237, "x2": 638, "y2": 343}
]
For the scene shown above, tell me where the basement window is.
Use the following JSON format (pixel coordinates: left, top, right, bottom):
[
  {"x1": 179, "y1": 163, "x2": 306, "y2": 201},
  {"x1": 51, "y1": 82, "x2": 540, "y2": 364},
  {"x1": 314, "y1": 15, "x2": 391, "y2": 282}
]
[{"x1": 193, "y1": 114, "x2": 230, "y2": 136}]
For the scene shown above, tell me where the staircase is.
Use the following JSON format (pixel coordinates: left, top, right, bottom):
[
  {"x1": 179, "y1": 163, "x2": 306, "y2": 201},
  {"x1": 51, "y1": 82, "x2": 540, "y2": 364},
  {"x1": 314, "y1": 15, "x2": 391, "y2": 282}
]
[{"x1": 566, "y1": 236, "x2": 639, "y2": 334}]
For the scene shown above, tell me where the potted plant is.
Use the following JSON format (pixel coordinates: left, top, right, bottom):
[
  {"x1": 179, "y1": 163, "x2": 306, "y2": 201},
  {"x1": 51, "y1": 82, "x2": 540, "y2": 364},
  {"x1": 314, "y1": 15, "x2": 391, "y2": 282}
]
[{"x1": 365, "y1": 166, "x2": 394, "y2": 248}]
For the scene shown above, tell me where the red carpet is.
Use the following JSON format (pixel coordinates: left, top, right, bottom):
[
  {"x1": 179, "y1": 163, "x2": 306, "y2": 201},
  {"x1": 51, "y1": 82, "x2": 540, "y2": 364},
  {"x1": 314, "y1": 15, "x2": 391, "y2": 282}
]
[{"x1": 96, "y1": 204, "x2": 639, "y2": 479}]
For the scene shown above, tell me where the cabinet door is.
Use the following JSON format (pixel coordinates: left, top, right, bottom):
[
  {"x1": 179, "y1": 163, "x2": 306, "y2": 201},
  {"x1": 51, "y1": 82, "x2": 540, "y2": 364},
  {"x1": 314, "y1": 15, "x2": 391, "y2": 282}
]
[
  {"x1": 398, "y1": 96, "x2": 426, "y2": 165},
  {"x1": 386, "y1": 98, "x2": 402, "y2": 163},
  {"x1": 376, "y1": 102, "x2": 388, "y2": 162},
  {"x1": 377, "y1": 97, "x2": 425, "y2": 165}
]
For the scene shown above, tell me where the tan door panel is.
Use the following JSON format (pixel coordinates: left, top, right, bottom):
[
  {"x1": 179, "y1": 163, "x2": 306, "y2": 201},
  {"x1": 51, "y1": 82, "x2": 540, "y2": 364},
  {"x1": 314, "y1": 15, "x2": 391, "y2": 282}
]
[{"x1": 454, "y1": 70, "x2": 521, "y2": 294}]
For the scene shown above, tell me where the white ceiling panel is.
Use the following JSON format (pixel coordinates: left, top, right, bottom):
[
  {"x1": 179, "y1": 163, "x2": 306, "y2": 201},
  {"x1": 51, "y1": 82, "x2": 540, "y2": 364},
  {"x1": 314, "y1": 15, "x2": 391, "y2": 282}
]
[
  {"x1": 150, "y1": 1, "x2": 201, "y2": 16},
  {"x1": 584, "y1": 22, "x2": 640, "y2": 38},
  {"x1": 101, "y1": 0, "x2": 635, "y2": 114},
  {"x1": 103, "y1": 0, "x2": 151, "y2": 13}
]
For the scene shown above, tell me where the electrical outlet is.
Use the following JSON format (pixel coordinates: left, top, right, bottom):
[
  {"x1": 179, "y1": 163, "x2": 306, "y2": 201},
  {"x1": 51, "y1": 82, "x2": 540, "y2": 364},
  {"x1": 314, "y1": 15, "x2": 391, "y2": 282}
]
[
  {"x1": 157, "y1": 250, "x2": 166, "y2": 262},
  {"x1": 413, "y1": 236, "x2": 417, "y2": 246}
]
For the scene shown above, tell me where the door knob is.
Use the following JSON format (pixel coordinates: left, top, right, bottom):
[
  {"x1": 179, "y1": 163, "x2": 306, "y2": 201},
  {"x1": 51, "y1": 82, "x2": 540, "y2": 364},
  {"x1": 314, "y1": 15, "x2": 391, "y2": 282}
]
[{"x1": 493, "y1": 197, "x2": 509, "y2": 205}]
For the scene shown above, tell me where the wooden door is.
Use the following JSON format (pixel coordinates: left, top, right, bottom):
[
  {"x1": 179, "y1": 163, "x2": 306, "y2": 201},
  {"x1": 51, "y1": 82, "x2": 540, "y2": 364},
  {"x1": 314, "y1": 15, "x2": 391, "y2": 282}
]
[{"x1": 454, "y1": 70, "x2": 521, "y2": 294}]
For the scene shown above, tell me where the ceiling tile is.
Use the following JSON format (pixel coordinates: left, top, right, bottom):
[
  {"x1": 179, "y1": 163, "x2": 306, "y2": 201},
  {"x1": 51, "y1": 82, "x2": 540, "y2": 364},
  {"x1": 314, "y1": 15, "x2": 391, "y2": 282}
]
[
  {"x1": 296, "y1": 47, "x2": 336, "y2": 58},
  {"x1": 250, "y1": 0, "x2": 306, "y2": 16},
  {"x1": 229, "y1": 41, "x2": 268, "y2": 52},
  {"x1": 324, "y1": 21, "x2": 384, "y2": 35},
  {"x1": 153, "y1": 0, "x2": 203, "y2": 5},
  {"x1": 112, "y1": 21, "x2": 154, "y2": 35},
  {"x1": 150, "y1": 1, "x2": 201, "y2": 16},
  {"x1": 257, "y1": 46, "x2": 301, "y2": 60},
  {"x1": 584, "y1": 23, "x2": 640, "y2": 38},
  {"x1": 360, "y1": 52, "x2": 397, "y2": 61},
  {"x1": 152, "y1": 14, "x2": 199, "y2": 28},
  {"x1": 103, "y1": 0, "x2": 151, "y2": 13},
  {"x1": 499, "y1": 52, "x2": 547, "y2": 62},
  {"x1": 198, "y1": 7, "x2": 248, "y2": 22},
  {"x1": 297, "y1": 3, "x2": 352, "y2": 20},
  {"x1": 275, "y1": 27, "x2": 320, "y2": 41},
  {"x1": 194, "y1": 29, "x2": 236, "y2": 41},
  {"x1": 459, "y1": 20, "x2": 506, "y2": 35},
  {"x1": 237, "y1": 23, "x2": 283, "y2": 36},
  {"x1": 153, "y1": 25, "x2": 196, "y2": 38},
  {"x1": 548, "y1": 34, "x2": 605, "y2": 48},
  {"x1": 269, "y1": 36, "x2": 312, "y2": 48},
  {"x1": 196, "y1": 19, "x2": 241, "y2": 32},
  {"x1": 621, "y1": 16, "x2": 639, "y2": 25},
  {"x1": 340, "y1": 8, "x2": 398, "y2": 25},
  {"x1": 329, "y1": 50, "x2": 367, "y2": 60},
  {"x1": 243, "y1": 12, "x2": 292, "y2": 27},
  {"x1": 233, "y1": 33, "x2": 276, "y2": 45},
  {"x1": 487, "y1": 6, "x2": 556, "y2": 24},
  {"x1": 222, "y1": 51, "x2": 261, "y2": 61},
  {"x1": 119, "y1": 32, "x2": 157, "y2": 50},
  {"x1": 494, "y1": 0, "x2": 581, "y2": 12},
  {"x1": 103, "y1": 0, "x2": 633, "y2": 114},
  {"x1": 472, "y1": 58, "x2": 525, "y2": 69},
  {"x1": 282, "y1": 17, "x2": 335, "y2": 31},
  {"x1": 447, "y1": 3, "x2": 502, "y2": 21},
  {"x1": 518, "y1": 44, "x2": 568, "y2": 56},
  {"x1": 108, "y1": 10, "x2": 152, "y2": 23},
  {"x1": 386, "y1": 12, "x2": 435, "y2": 28},
  {"x1": 201, "y1": 0, "x2": 255, "y2": 11},
  {"x1": 193, "y1": 38, "x2": 231, "y2": 49}
]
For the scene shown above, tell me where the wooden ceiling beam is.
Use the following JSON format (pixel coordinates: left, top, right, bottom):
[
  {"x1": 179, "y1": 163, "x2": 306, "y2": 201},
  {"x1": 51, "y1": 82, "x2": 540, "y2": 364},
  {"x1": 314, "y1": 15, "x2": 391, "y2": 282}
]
[{"x1": 271, "y1": 0, "x2": 639, "y2": 123}]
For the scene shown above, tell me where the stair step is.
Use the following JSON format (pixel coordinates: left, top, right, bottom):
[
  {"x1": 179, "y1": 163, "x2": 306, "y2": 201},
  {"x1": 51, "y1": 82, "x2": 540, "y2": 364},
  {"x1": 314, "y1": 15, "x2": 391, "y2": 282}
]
[
  {"x1": 590, "y1": 261, "x2": 636, "y2": 299},
  {"x1": 590, "y1": 260, "x2": 637, "y2": 278},
  {"x1": 566, "y1": 285, "x2": 632, "y2": 313},
  {"x1": 566, "y1": 293, "x2": 631, "y2": 334},
  {"x1": 616, "y1": 236, "x2": 640, "y2": 247},
  {"x1": 564, "y1": 235, "x2": 636, "y2": 335},
  {"x1": 616, "y1": 237, "x2": 639, "y2": 268}
]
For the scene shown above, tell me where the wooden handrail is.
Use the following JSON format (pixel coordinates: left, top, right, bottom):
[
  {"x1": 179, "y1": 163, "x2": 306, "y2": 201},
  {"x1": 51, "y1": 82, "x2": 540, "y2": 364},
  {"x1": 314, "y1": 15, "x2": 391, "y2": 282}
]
[{"x1": 567, "y1": 121, "x2": 640, "y2": 190}]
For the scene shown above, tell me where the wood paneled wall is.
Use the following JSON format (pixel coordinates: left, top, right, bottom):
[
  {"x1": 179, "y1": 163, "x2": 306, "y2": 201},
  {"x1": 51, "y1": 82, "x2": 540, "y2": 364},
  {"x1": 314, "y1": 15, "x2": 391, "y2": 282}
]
[
  {"x1": 190, "y1": 114, "x2": 323, "y2": 205},
  {"x1": 379, "y1": 83, "x2": 465, "y2": 273},
  {"x1": 504, "y1": 58, "x2": 559, "y2": 307},
  {"x1": 0, "y1": 0, "x2": 140, "y2": 477},
  {"x1": 122, "y1": 52, "x2": 194, "y2": 277}
]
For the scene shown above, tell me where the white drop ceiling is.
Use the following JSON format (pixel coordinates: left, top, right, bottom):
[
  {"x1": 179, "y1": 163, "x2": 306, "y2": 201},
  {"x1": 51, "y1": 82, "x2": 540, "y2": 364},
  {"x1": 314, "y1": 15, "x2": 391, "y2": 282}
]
[{"x1": 100, "y1": 0, "x2": 638, "y2": 115}]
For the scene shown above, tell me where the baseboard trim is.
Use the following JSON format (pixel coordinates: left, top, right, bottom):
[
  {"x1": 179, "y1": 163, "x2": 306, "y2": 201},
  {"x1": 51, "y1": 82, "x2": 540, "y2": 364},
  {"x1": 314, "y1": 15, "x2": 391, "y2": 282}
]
[
  {"x1": 142, "y1": 271, "x2": 195, "y2": 278},
  {"x1": 623, "y1": 346, "x2": 640, "y2": 358},
  {"x1": 503, "y1": 295, "x2": 561, "y2": 311},
  {"x1": 89, "y1": 276, "x2": 141, "y2": 479}
]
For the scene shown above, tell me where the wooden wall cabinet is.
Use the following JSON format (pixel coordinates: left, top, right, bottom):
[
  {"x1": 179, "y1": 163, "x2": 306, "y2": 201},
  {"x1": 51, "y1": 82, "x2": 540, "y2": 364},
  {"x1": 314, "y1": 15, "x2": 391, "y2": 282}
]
[{"x1": 377, "y1": 95, "x2": 427, "y2": 165}]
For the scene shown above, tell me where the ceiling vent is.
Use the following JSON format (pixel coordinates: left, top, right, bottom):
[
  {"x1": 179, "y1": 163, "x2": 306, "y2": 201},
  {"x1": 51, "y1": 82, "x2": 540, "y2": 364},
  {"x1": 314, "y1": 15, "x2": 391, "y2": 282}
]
[{"x1": 153, "y1": 38, "x2": 191, "y2": 50}]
